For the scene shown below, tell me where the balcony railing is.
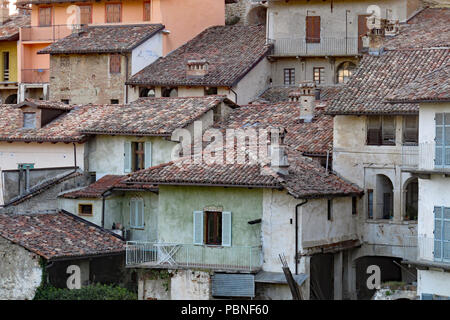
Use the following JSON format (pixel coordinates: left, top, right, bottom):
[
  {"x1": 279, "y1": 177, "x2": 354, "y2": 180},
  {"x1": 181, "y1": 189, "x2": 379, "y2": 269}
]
[
  {"x1": 21, "y1": 69, "x2": 50, "y2": 83},
  {"x1": 269, "y1": 37, "x2": 359, "y2": 56},
  {"x1": 401, "y1": 142, "x2": 450, "y2": 171},
  {"x1": 126, "y1": 241, "x2": 262, "y2": 272},
  {"x1": 20, "y1": 24, "x2": 76, "y2": 42}
]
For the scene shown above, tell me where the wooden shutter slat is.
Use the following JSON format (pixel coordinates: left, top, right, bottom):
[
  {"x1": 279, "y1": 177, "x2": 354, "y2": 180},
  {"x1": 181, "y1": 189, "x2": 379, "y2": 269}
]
[
  {"x1": 306, "y1": 16, "x2": 320, "y2": 43},
  {"x1": 193, "y1": 211, "x2": 204, "y2": 245},
  {"x1": 221, "y1": 211, "x2": 232, "y2": 247}
]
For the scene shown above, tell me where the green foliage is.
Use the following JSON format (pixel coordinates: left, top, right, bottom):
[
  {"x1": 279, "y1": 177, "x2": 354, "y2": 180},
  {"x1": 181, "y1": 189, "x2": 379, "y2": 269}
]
[
  {"x1": 34, "y1": 283, "x2": 137, "y2": 300},
  {"x1": 144, "y1": 270, "x2": 174, "y2": 292}
]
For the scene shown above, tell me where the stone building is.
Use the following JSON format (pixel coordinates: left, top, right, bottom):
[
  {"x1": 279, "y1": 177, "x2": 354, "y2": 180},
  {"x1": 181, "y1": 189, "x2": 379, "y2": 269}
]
[{"x1": 225, "y1": 0, "x2": 268, "y2": 25}]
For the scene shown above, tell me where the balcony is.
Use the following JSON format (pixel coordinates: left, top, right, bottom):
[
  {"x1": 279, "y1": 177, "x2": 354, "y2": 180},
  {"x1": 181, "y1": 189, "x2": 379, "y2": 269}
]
[
  {"x1": 404, "y1": 236, "x2": 450, "y2": 266},
  {"x1": 20, "y1": 24, "x2": 76, "y2": 42},
  {"x1": 21, "y1": 69, "x2": 50, "y2": 83},
  {"x1": 402, "y1": 142, "x2": 450, "y2": 173},
  {"x1": 126, "y1": 241, "x2": 262, "y2": 272},
  {"x1": 269, "y1": 37, "x2": 359, "y2": 57}
]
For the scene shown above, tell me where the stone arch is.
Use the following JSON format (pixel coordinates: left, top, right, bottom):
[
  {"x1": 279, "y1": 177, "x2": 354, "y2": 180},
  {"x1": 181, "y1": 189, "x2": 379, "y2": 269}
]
[
  {"x1": 403, "y1": 177, "x2": 418, "y2": 221},
  {"x1": 5, "y1": 94, "x2": 17, "y2": 104},
  {"x1": 247, "y1": 6, "x2": 267, "y2": 25},
  {"x1": 376, "y1": 174, "x2": 394, "y2": 220},
  {"x1": 336, "y1": 61, "x2": 356, "y2": 84}
]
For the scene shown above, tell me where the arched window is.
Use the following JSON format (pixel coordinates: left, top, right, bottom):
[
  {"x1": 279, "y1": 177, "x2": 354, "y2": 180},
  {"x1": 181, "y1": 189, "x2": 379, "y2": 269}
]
[
  {"x1": 247, "y1": 6, "x2": 267, "y2": 25},
  {"x1": 161, "y1": 87, "x2": 178, "y2": 97},
  {"x1": 5, "y1": 94, "x2": 17, "y2": 104},
  {"x1": 404, "y1": 178, "x2": 418, "y2": 221},
  {"x1": 376, "y1": 174, "x2": 394, "y2": 220},
  {"x1": 336, "y1": 62, "x2": 356, "y2": 84},
  {"x1": 139, "y1": 87, "x2": 155, "y2": 98}
]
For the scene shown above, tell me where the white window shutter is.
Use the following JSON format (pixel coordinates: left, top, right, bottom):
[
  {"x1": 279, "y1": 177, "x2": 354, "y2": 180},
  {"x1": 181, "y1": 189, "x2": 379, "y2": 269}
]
[
  {"x1": 193, "y1": 211, "x2": 204, "y2": 245},
  {"x1": 130, "y1": 199, "x2": 136, "y2": 227},
  {"x1": 124, "y1": 141, "x2": 131, "y2": 173},
  {"x1": 222, "y1": 211, "x2": 232, "y2": 247},
  {"x1": 145, "y1": 141, "x2": 152, "y2": 168},
  {"x1": 137, "y1": 199, "x2": 144, "y2": 228}
]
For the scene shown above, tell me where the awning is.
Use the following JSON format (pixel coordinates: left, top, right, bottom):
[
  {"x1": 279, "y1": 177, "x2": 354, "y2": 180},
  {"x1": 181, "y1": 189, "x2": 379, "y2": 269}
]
[{"x1": 254, "y1": 271, "x2": 308, "y2": 286}]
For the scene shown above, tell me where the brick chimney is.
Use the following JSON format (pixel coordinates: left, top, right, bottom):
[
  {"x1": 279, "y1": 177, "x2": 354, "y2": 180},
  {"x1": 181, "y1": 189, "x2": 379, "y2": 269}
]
[
  {"x1": 270, "y1": 127, "x2": 289, "y2": 175},
  {"x1": 186, "y1": 59, "x2": 209, "y2": 79},
  {"x1": 365, "y1": 16, "x2": 389, "y2": 56},
  {"x1": 0, "y1": 1, "x2": 10, "y2": 25},
  {"x1": 298, "y1": 81, "x2": 316, "y2": 123}
]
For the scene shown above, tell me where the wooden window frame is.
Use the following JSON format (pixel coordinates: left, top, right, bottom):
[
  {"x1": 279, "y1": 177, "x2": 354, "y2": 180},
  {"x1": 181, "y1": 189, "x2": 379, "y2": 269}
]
[
  {"x1": 284, "y1": 68, "x2": 295, "y2": 85},
  {"x1": 105, "y1": 3, "x2": 122, "y2": 23},
  {"x1": 313, "y1": 67, "x2": 324, "y2": 85},
  {"x1": 204, "y1": 211, "x2": 222, "y2": 246},
  {"x1": 306, "y1": 16, "x2": 321, "y2": 43},
  {"x1": 131, "y1": 142, "x2": 145, "y2": 172},
  {"x1": 109, "y1": 54, "x2": 121, "y2": 74},
  {"x1": 38, "y1": 6, "x2": 52, "y2": 27},
  {"x1": 367, "y1": 116, "x2": 396, "y2": 146},
  {"x1": 367, "y1": 189, "x2": 374, "y2": 219},
  {"x1": 78, "y1": 203, "x2": 93, "y2": 216},
  {"x1": 143, "y1": 1, "x2": 152, "y2": 21},
  {"x1": 78, "y1": 4, "x2": 93, "y2": 25},
  {"x1": 403, "y1": 115, "x2": 419, "y2": 145}
]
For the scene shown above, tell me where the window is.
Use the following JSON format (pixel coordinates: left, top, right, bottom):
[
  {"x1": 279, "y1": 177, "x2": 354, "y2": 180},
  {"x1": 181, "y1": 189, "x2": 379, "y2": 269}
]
[
  {"x1": 284, "y1": 68, "x2": 295, "y2": 85},
  {"x1": 161, "y1": 87, "x2": 178, "y2": 97},
  {"x1": 110, "y1": 54, "x2": 121, "y2": 74},
  {"x1": 352, "y1": 196, "x2": 357, "y2": 215},
  {"x1": 79, "y1": 5, "x2": 92, "y2": 24},
  {"x1": 143, "y1": 1, "x2": 151, "y2": 21},
  {"x1": 204, "y1": 87, "x2": 218, "y2": 95},
  {"x1": 139, "y1": 87, "x2": 155, "y2": 97},
  {"x1": 404, "y1": 179, "x2": 418, "y2": 221},
  {"x1": 433, "y1": 206, "x2": 450, "y2": 262},
  {"x1": 435, "y1": 113, "x2": 450, "y2": 168},
  {"x1": 3, "y1": 52, "x2": 9, "y2": 81},
  {"x1": 106, "y1": 3, "x2": 122, "y2": 23},
  {"x1": 39, "y1": 7, "x2": 52, "y2": 26},
  {"x1": 327, "y1": 199, "x2": 333, "y2": 220},
  {"x1": 306, "y1": 16, "x2": 320, "y2": 43},
  {"x1": 130, "y1": 198, "x2": 144, "y2": 229},
  {"x1": 132, "y1": 142, "x2": 146, "y2": 172},
  {"x1": 193, "y1": 211, "x2": 231, "y2": 246},
  {"x1": 336, "y1": 62, "x2": 356, "y2": 84},
  {"x1": 403, "y1": 115, "x2": 418, "y2": 145},
  {"x1": 61, "y1": 99, "x2": 70, "y2": 104},
  {"x1": 367, "y1": 116, "x2": 396, "y2": 145},
  {"x1": 23, "y1": 112, "x2": 36, "y2": 129},
  {"x1": 78, "y1": 204, "x2": 93, "y2": 216},
  {"x1": 313, "y1": 67, "x2": 324, "y2": 85},
  {"x1": 367, "y1": 189, "x2": 373, "y2": 219},
  {"x1": 110, "y1": 99, "x2": 119, "y2": 104}
]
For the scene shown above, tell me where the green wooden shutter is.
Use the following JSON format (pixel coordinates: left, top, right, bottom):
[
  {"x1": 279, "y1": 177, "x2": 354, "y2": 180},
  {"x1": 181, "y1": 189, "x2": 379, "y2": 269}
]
[
  {"x1": 137, "y1": 199, "x2": 144, "y2": 228},
  {"x1": 130, "y1": 199, "x2": 137, "y2": 227},
  {"x1": 124, "y1": 141, "x2": 131, "y2": 173},
  {"x1": 193, "y1": 211, "x2": 204, "y2": 245},
  {"x1": 145, "y1": 141, "x2": 152, "y2": 168},
  {"x1": 222, "y1": 211, "x2": 232, "y2": 247}
]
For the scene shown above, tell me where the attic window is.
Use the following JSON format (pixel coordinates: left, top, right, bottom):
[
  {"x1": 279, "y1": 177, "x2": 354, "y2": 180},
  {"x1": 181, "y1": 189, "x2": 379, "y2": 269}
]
[
  {"x1": 23, "y1": 112, "x2": 36, "y2": 129},
  {"x1": 204, "y1": 87, "x2": 218, "y2": 95},
  {"x1": 78, "y1": 204, "x2": 93, "y2": 216},
  {"x1": 110, "y1": 54, "x2": 121, "y2": 74}
]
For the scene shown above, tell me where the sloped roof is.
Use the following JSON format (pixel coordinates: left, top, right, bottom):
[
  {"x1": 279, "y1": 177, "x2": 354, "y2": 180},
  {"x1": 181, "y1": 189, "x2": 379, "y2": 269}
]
[
  {"x1": 255, "y1": 85, "x2": 343, "y2": 104},
  {"x1": 39, "y1": 24, "x2": 164, "y2": 54},
  {"x1": 60, "y1": 175, "x2": 157, "y2": 199},
  {"x1": 0, "y1": 13, "x2": 30, "y2": 41},
  {"x1": 383, "y1": 8, "x2": 450, "y2": 50},
  {"x1": 387, "y1": 64, "x2": 450, "y2": 103},
  {"x1": 79, "y1": 96, "x2": 238, "y2": 137},
  {"x1": 326, "y1": 48, "x2": 450, "y2": 115},
  {"x1": 126, "y1": 25, "x2": 271, "y2": 87},
  {"x1": 0, "y1": 211, "x2": 125, "y2": 260},
  {"x1": 18, "y1": 98, "x2": 74, "y2": 111}
]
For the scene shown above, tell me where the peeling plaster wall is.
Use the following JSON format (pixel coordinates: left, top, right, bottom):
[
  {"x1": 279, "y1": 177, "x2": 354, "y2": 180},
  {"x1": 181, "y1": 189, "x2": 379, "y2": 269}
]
[
  {"x1": 0, "y1": 237, "x2": 42, "y2": 300},
  {"x1": 418, "y1": 270, "x2": 450, "y2": 298}
]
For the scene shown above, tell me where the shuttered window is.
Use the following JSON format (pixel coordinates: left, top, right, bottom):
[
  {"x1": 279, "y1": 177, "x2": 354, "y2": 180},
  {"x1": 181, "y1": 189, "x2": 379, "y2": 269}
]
[
  {"x1": 313, "y1": 67, "x2": 324, "y2": 85},
  {"x1": 110, "y1": 54, "x2": 121, "y2": 74},
  {"x1": 130, "y1": 198, "x2": 144, "y2": 229},
  {"x1": 193, "y1": 211, "x2": 231, "y2": 246},
  {"x1": 106, "y1": 3, "x2": 122, "y2": 23},
  {"x1": 434, "y1": 206, "x2": 450, "y2": 262},
  {"x1": 306, "y1": 16, "x2": 320, "y2": 43},
  {"x1": 367, "y1": 189, "x2": 373, "y2": 219},
  {"x1": 403, "y1": 115, "x2": 418, "y2": 145},
  {"x1": 367, "y1": 116, "x2": 396, "y2": 146},
  {"x1": 124, "y1": 141, "x2": 131, "y2": 173},
  {"x1": 144, "y1": 1, "x2": 151, "y2": 21},
  {"x1": 284, "y1": 68, "x2": 295, "y2": 85},
  {"x1": 435, "y1": 113, "x2": 450, "y2": 168},
  {"x1": 79, "y1": 5, "x2": 92, "y2": 24},
  {"x1": 39, "y1": 7, "x2": 52, "y2": 26}
]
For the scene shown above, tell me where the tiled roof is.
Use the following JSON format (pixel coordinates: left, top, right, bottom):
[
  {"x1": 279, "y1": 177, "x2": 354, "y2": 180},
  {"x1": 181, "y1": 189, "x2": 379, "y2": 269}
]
[
  {"x1": 217, "y1": 102, "x2": 333, "y2": 155},
  {"x1": 383, "y1": 8, "x2": 450, "y2": 50},
  {"x1": 0, "y1": 211, "x2": 125, "y2": 260},
  {"x1": 80, "y1": 96, "x2": 238, "y2": 137},
  {"x1": 39, "y1": 24, "x2": 164, "y2": 54},
  {"x1": 326, "y1": 48, "x2": 450, "y2": 115},
  {"x1": 60, "y1": 175, "x2": 157, "y2": 199},
  {"x1": 125, "y1": 150, "x2": 362, "y2": 199},
  {"x1": 0, "y1": 13, "x2": 30, "y2": 41},
  {"x1": 387, "y1": 64, "x2": 450, "y2": 103},
  {"x1": 126, "y1": 25, "x2": 271, "y2": 87},
  {"x1": 18, "y1": 98, "x2": 74, "y2": 111},
  {"x1": 254, "y1": 85, "x2": 343, "y2": 104}
]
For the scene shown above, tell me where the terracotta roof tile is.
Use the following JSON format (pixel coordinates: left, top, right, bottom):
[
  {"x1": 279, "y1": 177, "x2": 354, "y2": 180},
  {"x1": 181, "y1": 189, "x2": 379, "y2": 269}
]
[
  {"x1": 126, "y1": 25, "x2": 272, "y2": 87},
  {"x1": 0, "y1": 13, "x2": 30, "y2": 41},
  {"x1": 0, "y1": 211, "x2": 125, "y2": 260},
  {"x1": 255, "y1": 85, "x2": 343, "y2": 104},
  {"x1": 39, "y1": 24, "x2": 164, "y2": 54}
]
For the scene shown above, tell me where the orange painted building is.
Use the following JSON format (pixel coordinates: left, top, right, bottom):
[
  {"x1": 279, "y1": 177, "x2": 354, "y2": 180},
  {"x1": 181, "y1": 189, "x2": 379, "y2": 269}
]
[{"x1": 16, "y1": 0, "x2": 225, "y2": 100}]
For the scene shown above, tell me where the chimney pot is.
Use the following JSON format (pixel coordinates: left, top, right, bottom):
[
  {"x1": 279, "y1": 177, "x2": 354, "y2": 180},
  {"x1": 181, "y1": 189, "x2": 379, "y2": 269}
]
[{"x1": 186, "y1": 59, "x2": 209, "y2": 79}]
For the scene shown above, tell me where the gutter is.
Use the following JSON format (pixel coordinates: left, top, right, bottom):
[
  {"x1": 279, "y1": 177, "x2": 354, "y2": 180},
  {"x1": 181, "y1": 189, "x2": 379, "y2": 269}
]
[{"x1": 295, "y1": 200, "x2": 308, "y2": 275}]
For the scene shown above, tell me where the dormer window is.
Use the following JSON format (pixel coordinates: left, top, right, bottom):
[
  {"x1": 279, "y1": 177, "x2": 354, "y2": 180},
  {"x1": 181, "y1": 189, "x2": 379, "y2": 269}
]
[{"x1": 23, "y1": 112, "x2": 36, "y2": 129}]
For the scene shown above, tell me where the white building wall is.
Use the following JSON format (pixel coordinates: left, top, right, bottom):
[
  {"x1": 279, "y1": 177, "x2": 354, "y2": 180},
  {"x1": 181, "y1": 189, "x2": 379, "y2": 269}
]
[
  {"x1": 418, "y1": 270, "x2": 450, "y2": 298},
  {"x1": 131, "y1": 33, "x2": 163, "y2": 76}
]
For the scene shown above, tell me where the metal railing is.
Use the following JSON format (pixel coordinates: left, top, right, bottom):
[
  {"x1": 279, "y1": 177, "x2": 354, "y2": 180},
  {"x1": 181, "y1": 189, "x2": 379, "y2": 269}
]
[
  {"x1": 21, "y1": 69, "x2": 49, "y2": 83},
  {"x1": 401, "y1": 142, "x2": 448, "y2": 171},
  {"x1": 126, "y1": 241, "x2": 262, "y2": 272},
  {"x1": 20, "y1": 24, "x2": 77, "y2": 42},
  {"x1": 269, "y1": 37, "x2": 359, "y2": 56}
]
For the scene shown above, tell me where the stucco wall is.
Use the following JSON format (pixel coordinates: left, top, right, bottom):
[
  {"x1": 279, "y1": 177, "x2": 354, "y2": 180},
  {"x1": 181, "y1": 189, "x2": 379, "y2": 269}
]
[
  {"x1": 233, "y1": 56, "x2": 271, "y2": 105},
  {"x1": 418, "y1": 269, "x2": 450, "y2": 298},
  {"x1": 131, "y1": 32, "x2": 163, "y2": 76},
  {"x1": 0, "y1": 237, "x2": 42, "y2": 300}
]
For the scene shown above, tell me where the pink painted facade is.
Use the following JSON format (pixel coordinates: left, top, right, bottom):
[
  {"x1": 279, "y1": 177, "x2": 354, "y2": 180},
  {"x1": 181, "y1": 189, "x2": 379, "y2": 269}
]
[{"x1": 18, "y1": 0, "x2": 225, "y2": 86}]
